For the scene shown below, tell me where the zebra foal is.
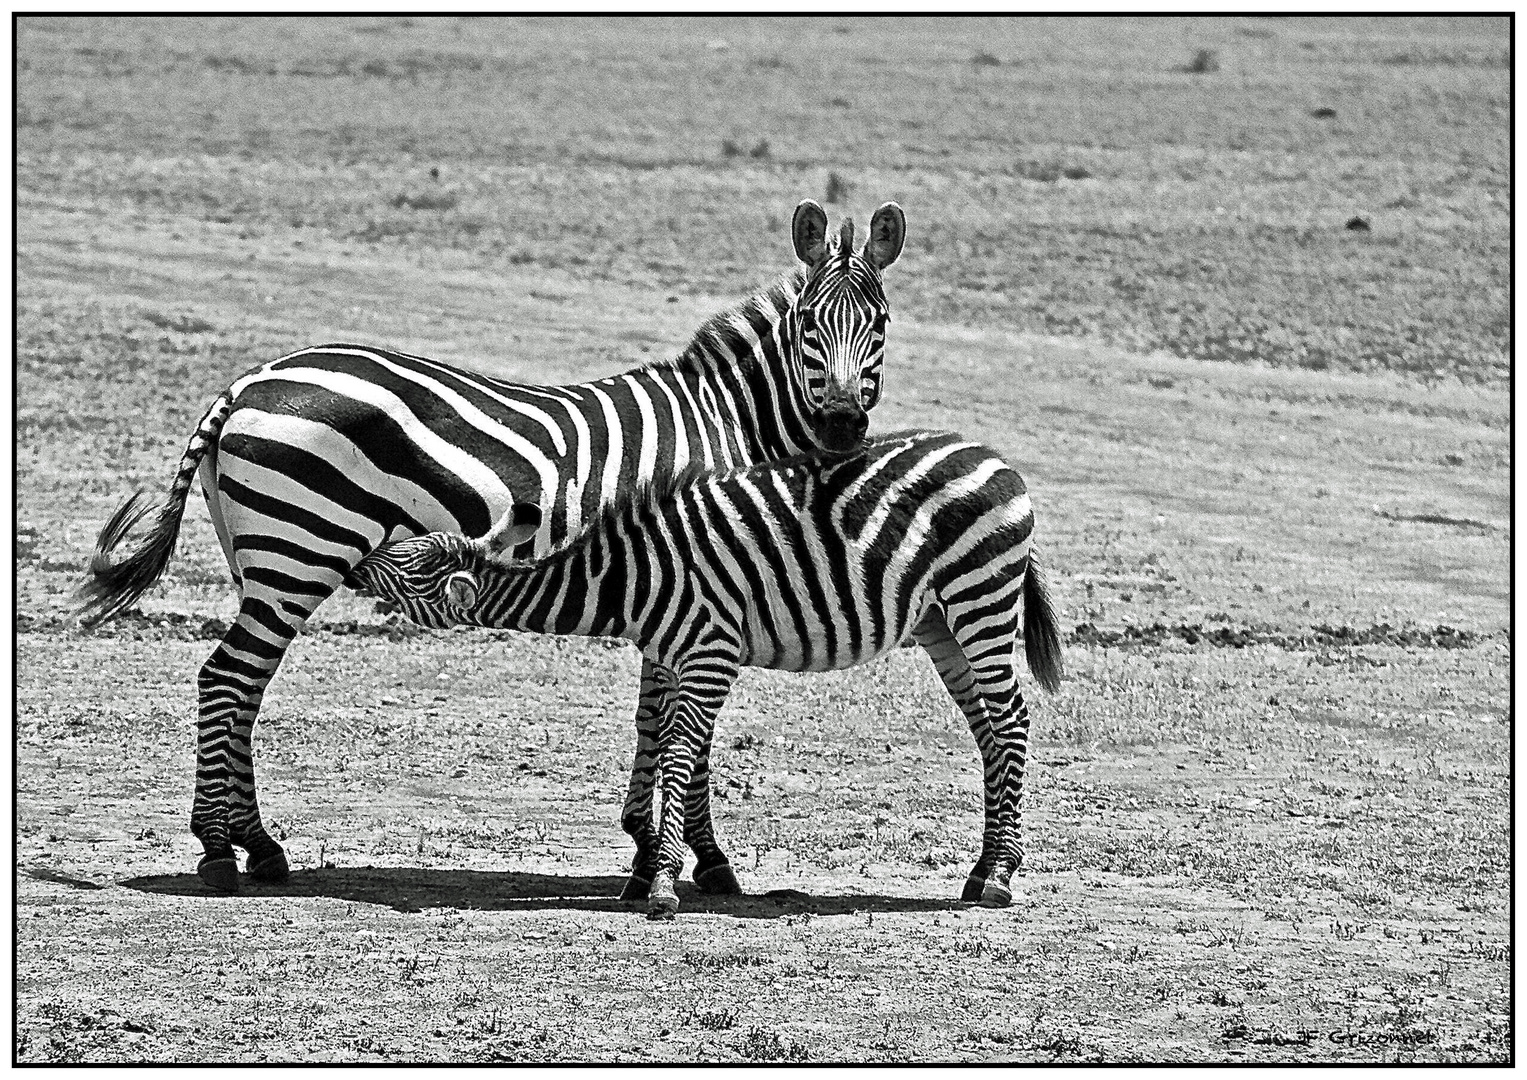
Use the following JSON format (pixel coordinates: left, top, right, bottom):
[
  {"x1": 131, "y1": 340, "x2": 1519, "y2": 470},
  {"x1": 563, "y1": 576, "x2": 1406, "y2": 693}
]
[
  {"x1": 350, "y1": 430, "x2": 1064, "y2": 917},
  {"x1": 76, "y1": 199, "x2": 907, "y2": 893}
]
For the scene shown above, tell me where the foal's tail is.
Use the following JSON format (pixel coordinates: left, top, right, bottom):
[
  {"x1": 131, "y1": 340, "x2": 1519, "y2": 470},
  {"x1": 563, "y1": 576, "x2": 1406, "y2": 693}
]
[{"x1": 1022, "y1": 549, "x2": 1064, "y2": 693}]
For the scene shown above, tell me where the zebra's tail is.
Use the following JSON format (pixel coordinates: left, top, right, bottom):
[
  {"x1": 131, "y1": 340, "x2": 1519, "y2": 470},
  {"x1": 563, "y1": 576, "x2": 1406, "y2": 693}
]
[
  {"x1": 76, "y1": 391, "x2": 234, "y2": 628},
  {"x1": 1022, "y1": 549, "x2": 1064, "y2": 693}
]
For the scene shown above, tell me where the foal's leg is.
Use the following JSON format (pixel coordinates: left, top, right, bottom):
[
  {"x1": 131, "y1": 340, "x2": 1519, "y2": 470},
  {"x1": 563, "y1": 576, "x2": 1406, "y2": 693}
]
[
  {"x1": 621, "y1": 659, "x2": 738, "y2": 898},
  {"x1": 619, "y1": 661, "x2": 672, "y2": 900},
  {"x1": 914, "y1": 606, "x2": 1030, "y2": 907},
  {"x1": 646, "y1": 646, "x2": 740, "y2": 918},
  {"x1": 683, "y1": 729, "x2": 742, "y2": 895}
]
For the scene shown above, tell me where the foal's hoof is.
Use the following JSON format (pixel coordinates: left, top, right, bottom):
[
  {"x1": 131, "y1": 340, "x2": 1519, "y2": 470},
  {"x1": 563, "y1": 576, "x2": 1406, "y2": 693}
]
[
  {"x1": 646, "y1": 872, "x2": 679, "y2": 920},
  {"x1": 197, "y1": 856, "x2": 240, "y2": 893},
  {"x1": 960, "y1": 875, "x2": 987, "y2": 903},
  {"x1": 619, "y1": 874, "x2": 653, "y2": 901},
  {"x1": 247, "y1": 850, "x2": 289, "y2": 883},
  {"x1": 978, "y1": 880, "x2": 1013, "y2": 909},
  {"x1": 693, "y1": 862, "x2": 742, "y2": 896}
]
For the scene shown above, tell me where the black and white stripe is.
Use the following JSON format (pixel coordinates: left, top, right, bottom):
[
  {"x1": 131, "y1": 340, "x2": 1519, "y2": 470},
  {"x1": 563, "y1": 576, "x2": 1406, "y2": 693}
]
[
  {"x1": 351, "y1": 430, "x2": 1064, "y2": 917},
  {"x1": 77, "y1": 200, "x2": 907, "y2": 893}
]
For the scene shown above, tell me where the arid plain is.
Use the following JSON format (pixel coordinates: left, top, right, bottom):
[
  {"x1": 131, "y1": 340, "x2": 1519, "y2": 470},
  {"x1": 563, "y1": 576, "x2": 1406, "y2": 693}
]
[{"x1": 15, "y1": 16, "x2": 1509, "y2": 1062}]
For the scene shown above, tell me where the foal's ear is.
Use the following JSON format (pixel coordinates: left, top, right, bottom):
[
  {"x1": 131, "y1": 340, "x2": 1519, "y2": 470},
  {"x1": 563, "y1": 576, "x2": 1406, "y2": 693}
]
[
  {"x1": 792, "y1": 199, "x2": 829, "y2": 267},
  {"x1": 864, "y1": 202, "x2": 906, "y2": 270},
  {"x1": 485, "y1": 503, "x2": 542, "y2": 556}
]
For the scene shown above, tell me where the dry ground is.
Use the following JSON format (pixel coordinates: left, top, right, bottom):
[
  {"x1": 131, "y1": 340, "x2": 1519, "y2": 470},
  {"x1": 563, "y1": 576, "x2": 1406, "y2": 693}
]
[{"x1": 14, "y1": 15, "x2": 1511, "y2": 1064}]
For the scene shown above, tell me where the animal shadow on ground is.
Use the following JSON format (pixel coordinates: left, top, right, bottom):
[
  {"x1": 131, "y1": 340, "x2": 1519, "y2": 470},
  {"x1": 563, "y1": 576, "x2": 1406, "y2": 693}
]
[{"x1": 114, "y1": 866, "x2": 967, "y2": 918}]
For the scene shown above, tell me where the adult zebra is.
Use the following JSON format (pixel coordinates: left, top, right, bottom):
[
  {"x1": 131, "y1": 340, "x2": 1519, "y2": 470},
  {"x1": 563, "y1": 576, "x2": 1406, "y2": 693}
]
[
  {"x1": 349, "y1": 430, "x2": 1065, "y2": 917},
  {"x1": 77, "y1": 199, "x2": 907, "y2": 894}
]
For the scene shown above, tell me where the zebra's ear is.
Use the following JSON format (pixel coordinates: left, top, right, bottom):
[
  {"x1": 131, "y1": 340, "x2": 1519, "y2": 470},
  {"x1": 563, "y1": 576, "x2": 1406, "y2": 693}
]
[
  {"x1": 792, "y1": 199, "x2": 829, "y2": 267},
  {"x1": 485, "y1": 503, "x2": 542, "y2": 556},
  {"x1": 864, "y1": 202, "x2": 906, "y2": 270}
]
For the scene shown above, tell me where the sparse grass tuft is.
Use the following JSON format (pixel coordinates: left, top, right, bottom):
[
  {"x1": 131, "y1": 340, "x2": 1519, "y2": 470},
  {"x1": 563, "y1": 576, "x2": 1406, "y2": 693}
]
[
  {"x1": 682, "y1": 950, "x2": 770, "y2": 971},
  {"x1": 736, "y1": 1026, "x2": 810, "y2": 1062}
]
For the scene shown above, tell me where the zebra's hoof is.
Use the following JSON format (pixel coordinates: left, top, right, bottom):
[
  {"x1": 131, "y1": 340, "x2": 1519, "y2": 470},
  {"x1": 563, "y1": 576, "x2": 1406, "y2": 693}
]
[
  {"x1": 620, "y1": 874, "x2": 653, "y2": 901},
  {"x1": 646, "y1": 872, "x2": 679, "y2": 919},
  {"x1": 247, "y1": 850, "x2": 289, "y2": 883},
  {"x1": 693, "y1": 862, "x2": 742, "y2": 896},
  {"x1": 978, "y1": 880, "x2": 1013, "y2": 909},
  {"x1": 960, "y1": 875, "x2": 987, "y2": 903},
  {"x1": 197, "y1": 856, "x2": 240, "y2": 893}
]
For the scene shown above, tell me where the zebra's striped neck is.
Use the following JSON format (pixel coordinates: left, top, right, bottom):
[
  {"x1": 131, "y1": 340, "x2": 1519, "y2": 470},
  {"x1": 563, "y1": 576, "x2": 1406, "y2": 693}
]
[{"x1": 641, "y1": 268, "x2": 817, "y2": 462}]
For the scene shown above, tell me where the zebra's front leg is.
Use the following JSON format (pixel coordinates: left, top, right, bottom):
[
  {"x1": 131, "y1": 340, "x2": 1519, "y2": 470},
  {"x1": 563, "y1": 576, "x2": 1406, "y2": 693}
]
[
  {"x1": 646, "y1": 649, "x2": 739, "y2": 919},
  {"x1": 619, "y1": 660, "x2": 737, "y2": 899},
  {"x1": 683, "y1": 733, "x2": 741, "y2": 895},
  {"x1": 619, "y1": 662, "x2": 669, "y2": 900}
]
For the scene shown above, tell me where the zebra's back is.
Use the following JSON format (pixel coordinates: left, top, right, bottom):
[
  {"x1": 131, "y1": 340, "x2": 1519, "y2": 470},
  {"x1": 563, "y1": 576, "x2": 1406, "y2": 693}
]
[
  {"x1": 680, "y1": 431, "x2": 1036, "y2": 672},
  {"x1": 218, "y1": 342, "x2": 748, "y2": 558}
]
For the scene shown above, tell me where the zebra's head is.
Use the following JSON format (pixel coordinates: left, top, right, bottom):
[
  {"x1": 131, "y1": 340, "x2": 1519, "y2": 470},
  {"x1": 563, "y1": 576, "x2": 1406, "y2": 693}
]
[
  {"x1": 787, "y1": 199, "x2": 906, "y2": 456},
  {"x1": 350, "y1": 506, "x2": 542, "y2": 625}
]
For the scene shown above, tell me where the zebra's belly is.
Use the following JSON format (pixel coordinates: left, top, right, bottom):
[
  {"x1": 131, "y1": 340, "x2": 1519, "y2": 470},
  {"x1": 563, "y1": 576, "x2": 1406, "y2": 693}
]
[{"x1": 738, "y1": 628, "x2": 903, "y2": 673}]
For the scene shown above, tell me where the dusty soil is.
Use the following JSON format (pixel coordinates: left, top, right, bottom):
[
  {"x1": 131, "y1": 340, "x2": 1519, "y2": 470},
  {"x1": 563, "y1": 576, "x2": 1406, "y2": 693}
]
[{"x1": 14, "y1": 15, "x2": 1510, "y2": 1064}]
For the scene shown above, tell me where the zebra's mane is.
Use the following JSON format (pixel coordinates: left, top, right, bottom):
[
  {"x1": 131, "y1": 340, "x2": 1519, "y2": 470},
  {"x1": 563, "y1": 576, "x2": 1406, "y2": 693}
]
[{"x1": 643, "y1": 266, "x2": 808, "y2": 378}]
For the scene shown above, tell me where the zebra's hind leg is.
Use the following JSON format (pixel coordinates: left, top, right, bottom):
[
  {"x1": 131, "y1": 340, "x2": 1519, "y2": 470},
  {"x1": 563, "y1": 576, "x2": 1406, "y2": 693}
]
[
  {"x1": 193, "y1": 594, "x2": 305, "y2": 891},
  {"x1": 646, "y1": 650, "x2": 739, "y2": 919},
  {"x1": 914, "y1": 607, "x2": 1028, "y2": 907},
  {"x1": 195, "y1": 559, "x2": 343, "y2": 891}
]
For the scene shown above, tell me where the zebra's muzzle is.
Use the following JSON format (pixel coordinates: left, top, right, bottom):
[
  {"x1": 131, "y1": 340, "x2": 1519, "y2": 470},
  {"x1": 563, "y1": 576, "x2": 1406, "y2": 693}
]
[{"x1": 811, "y1": 402, "x2": 870, "y2": 455}]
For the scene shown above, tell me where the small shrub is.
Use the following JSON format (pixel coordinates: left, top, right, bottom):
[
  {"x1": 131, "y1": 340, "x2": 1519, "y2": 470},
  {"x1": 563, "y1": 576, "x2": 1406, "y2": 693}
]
[
  {"x1": 721, "y1": 138, "x2": 741, "y2": 158},
  {"x1": 748, "y1": 138, "x2": 770, "y2": 159},
  {"x1": 391, "y1": 190, "x2": 459, "y2": 212},
  {"x1": 824, "y1": 171, "x2": 849, "y2": 203},
  {"x1": 1016, "y1": 162, "x2": 1090, "y2": 183},
  {"x1": 971, "y1": 52, "x2": 1001, "y2": 67},
  {"x1": 142, "y1": 311, "x2": 215, "y2": 334},
  {"x1": 1183, "y1": 48, "x2": 1219, "y2": 74},
  {"x1": 682, "y1": 1005, "x2": 741, "y2": 1031}
]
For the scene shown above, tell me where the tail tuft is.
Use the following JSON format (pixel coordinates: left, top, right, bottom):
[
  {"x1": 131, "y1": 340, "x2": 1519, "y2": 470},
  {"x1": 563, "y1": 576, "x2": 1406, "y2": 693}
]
[
  {"x1": 76, "y1": 389, "x2": 233, "y2": 628},
  {"x1": 1023, "y1": 549, "x2": 1064, "y2": 693},
  {"x1": 76, "y1": 492, "x2": 180, "y2": 628}
]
